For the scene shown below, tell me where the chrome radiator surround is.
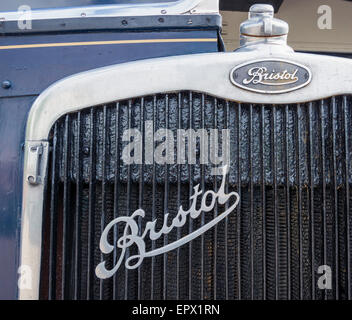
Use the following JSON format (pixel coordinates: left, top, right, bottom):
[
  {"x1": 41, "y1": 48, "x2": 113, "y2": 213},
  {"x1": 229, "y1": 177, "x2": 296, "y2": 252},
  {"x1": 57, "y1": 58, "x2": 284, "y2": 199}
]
[{"x1": 20, "y1": 47, "x2": 352, "y2": 300}]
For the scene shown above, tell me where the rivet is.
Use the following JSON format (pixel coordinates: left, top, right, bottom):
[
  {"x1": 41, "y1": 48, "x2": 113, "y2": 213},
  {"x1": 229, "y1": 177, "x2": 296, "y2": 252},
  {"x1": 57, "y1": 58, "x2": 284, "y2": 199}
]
[
  {"x1": 161, "y1": 9, "x2": 167, "y2": 14},
  {"x1": 2, "y1": 80, "x2": 11, "y2": 89},
  {"x1": 28, "y1": 176, "x2": 35, "y2": 183},
  {"x1": 158, "y1": 18, "x2": 164, "y2": 23},
  {"x1": 83, "y1": 147, "x2": 90, "y2": 155},
  {"x1": 122, "y1": 20, "x2": 128, "y2": 25}
]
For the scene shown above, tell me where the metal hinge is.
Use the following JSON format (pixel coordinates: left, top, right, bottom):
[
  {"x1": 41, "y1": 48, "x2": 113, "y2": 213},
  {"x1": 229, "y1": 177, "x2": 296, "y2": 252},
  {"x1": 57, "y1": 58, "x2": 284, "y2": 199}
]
[{"x1": 26, "y1": 143, "x2": 44, "y2": 185}]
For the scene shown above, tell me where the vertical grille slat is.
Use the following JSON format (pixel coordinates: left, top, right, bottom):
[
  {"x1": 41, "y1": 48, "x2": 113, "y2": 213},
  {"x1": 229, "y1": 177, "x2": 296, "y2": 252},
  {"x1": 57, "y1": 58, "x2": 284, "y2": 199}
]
[
  {"x1": 284, "y1": 104, "x2": 291, "y2": 300},
  {"x1": 163, "y1": 94, "x2": 169, "y2": 300},
  {"x1": 150, "y1": 95, "x2": 157, "y2": 300},
  {"x1": 124, "y1": 101, "x2": 132, "y2": 300},
  {"x1": 61, "y1": 114, "x2": 71, "y2": 300},
  {"x1": 99, "y1": 105, "x2": 107, "y2": 300},
  {"x1": 319, "y1": 100, "x2": 328, "y2": 300},
  {"x1": 237, "y1": 102, "x2": 242, "y2": 300},
  {"x1": 224, "y1": 100, "x2": 230, "y2": 300},
  {"x1": 74, "y1": 112, "x2": 82, "y2": 300},
  {"x1": 295, "y1": 103, "x2": 303, "y2": 300},
  {"x1": 200, "y1": 93, "x2": 205, "y2": 300},
  {"x1": 343, "y1": 96, "x2": 351, "y2": 299},
  {"x1": 86, "y1": 108, "x2": 96, "y2": 300},
  {"x1": 48, "y1": 123, "x2": 58, "y2": 300},
  {"x1": 249, "y1": 103, "x2": 254, "y2": 300},
  {"x1": 188, "y1": 91, "x2": 193, "y2": 300},
  {"x1": 176, "y1": 93, "x2": 182, "y2": 300},
  {"x1": 331, "y1": 97, "x2": 339, "y2": 299},
  {"x1": 308, "y1": 102, "x2": 316, "y2": 300},
  {"x1": 213, "y1": 97, "x2": 218, "y2": 300},
  {"x1": 113, "y1": 102, "x2": 120, "y2": 300},
  {"x1": 40, "y1": 92, "x2": 352, "y2": 300},
  {"x1": 261, "y1": 104, "x2": 266, "y2": 300},
  {"x1": 137, "y1": 98, "x2": 144, "y2": 300},
  {"x1": 272, "y1": 105, "x2": 279, "y2": 300}
]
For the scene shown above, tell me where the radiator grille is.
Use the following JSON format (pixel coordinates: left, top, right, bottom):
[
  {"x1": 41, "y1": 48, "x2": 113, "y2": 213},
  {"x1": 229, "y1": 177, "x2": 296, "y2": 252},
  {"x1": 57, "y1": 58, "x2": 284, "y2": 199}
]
[{"x1": 39, "y1": 92, "x2": 352, "y2": 300}]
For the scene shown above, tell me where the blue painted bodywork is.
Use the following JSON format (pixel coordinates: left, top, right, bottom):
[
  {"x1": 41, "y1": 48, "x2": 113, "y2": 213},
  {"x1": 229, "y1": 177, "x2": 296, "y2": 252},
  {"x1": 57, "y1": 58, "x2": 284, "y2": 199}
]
[{"x1": 0, "y1": 27, "x2": 220, "y2": 299}]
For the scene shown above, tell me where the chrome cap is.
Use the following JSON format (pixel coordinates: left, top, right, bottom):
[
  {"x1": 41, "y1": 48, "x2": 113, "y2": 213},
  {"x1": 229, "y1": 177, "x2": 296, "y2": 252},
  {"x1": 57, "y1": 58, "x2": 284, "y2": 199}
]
[
  {"x1": 238, "y1": 4, "x2": 290, "y2": 50},
  {"x1": 248, "y1": 3, "x2": 274, "y2": 19}
]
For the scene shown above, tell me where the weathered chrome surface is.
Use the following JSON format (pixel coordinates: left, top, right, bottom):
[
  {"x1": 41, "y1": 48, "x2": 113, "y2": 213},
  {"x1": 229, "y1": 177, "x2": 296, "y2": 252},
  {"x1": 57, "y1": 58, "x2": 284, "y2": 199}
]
[
  {"x1": 0, "y1": 0, "x2": 218, "y2": 21},
  {"x1": 240, "y1": 4, "x2": 288, "y2": 37},
  {"x1": 19, "y1": 141, "x2": 49, "y2": 300},
  {"x1": 25, "y1": 49, "x2": 352, "y2": 142},
  {"x1": 230, "y1": 59, "x2": 312, "y2": 94}
]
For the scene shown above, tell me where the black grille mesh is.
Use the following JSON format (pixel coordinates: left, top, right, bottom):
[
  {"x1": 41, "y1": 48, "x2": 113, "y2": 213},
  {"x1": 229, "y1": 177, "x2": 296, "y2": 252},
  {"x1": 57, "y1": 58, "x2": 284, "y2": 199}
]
[{"x1": 40, "y1": 92, "x2": 352, "y2": 300}]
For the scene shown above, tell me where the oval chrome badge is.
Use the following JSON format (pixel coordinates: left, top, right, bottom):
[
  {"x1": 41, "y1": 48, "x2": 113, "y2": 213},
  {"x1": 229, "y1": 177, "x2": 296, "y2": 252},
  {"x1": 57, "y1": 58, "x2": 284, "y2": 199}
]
[{"x1": 230, "y1": 59, "x2": 312, "y2": 94}]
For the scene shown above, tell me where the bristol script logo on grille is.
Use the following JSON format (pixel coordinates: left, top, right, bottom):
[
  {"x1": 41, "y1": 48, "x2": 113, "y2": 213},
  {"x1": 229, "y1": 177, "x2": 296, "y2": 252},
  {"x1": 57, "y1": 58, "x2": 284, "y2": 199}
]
[
  {"x1": 230, "y1": 59, "x2": 312, "y2": 94},
  {"x1": 95, "y1": 166, "x2": 239, "y2": 279},
  {"x1": 243, "y1": 67, "x2": 299, "y2": 86}
]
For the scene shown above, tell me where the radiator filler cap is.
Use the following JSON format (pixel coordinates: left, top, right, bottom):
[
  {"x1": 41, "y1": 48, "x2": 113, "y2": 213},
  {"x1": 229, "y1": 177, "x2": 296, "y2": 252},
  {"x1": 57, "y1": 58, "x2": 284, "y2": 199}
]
[{"x1": 239, "y1": 4, "x2": 290, "y2": 50}]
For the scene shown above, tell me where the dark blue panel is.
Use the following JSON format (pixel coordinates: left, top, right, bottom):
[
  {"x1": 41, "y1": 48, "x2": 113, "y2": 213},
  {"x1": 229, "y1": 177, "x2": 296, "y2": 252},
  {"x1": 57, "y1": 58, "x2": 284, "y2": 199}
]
[
  {"x1": 0, "y1": 30, "x2": 219, "y2": 97},
  {"x1": 0, "y1": 96, "x2": 36, "y2": 300}
]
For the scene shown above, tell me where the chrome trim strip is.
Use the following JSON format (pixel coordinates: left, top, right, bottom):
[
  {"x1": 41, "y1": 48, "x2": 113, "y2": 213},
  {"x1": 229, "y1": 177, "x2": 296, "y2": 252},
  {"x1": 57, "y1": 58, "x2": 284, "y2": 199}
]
[
  {"x1": 20, "y1": 141, "x2": 49, "y2": 300},
  {"x1": 19, "y1": 47, "x2": 352, "y2": 299},
  {"x1": 1, "y1": 0, "x2": 219, "y2": 21},
  {"x1": 0, "y1": 15, "x2": 222, "y2": 35}
]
